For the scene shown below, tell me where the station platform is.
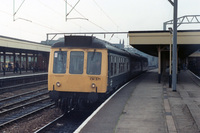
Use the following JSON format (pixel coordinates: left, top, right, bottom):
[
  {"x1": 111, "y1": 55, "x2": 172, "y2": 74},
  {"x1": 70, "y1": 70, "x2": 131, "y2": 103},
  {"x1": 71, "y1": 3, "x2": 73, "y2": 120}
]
[
  {"x1": 76, "y1": 69, "x2": 200, "y2": 133},
  {"x1": 0, "y1": 71, "x2": 47, "y2": 87},
  {"x1": 0, "y1": 71, "x2": 47, "y2": 78}
]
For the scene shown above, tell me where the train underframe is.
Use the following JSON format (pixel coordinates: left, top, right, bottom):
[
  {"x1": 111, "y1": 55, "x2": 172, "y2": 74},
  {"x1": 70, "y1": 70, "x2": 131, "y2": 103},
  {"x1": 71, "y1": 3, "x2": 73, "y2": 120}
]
[{"x1": 49, "y1": 90, "x2": 106, "y2": 112}]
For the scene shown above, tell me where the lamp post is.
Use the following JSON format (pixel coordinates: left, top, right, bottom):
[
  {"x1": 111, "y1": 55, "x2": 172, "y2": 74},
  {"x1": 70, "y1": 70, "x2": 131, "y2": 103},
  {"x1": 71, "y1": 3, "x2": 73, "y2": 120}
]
[
  {"x1": 168, "y1": 27, "x2": 172, "y2": 88},
  {"x1": 168, "y1": 0, "x2": 178, "y2": 91},
  {"x1": 172, "y1": 0, "x2": 178, "y2": 91}
]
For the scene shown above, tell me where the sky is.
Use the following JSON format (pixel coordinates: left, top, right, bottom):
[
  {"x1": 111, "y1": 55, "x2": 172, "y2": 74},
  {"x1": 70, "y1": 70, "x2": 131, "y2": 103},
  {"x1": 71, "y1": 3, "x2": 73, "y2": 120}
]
[{"x1": 0, "y1": 0, "x2": 200, "y2": 45}]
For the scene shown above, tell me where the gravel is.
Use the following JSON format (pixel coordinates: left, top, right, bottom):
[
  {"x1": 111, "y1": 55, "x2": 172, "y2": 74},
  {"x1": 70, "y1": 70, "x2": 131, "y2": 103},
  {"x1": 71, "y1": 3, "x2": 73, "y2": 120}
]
[
  {"x1": 0, "y1": 84, "x2": 62, "y2": 133},
  {"x1": 1, "y1": 107, "x2": 62, "y2": 133}
]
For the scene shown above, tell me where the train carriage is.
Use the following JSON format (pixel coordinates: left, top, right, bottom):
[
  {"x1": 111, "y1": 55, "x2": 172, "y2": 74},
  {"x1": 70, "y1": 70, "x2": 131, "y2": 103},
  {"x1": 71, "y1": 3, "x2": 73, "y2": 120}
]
[{"x1": 48, "y1": 36, "x2": 147, "y2": 111}]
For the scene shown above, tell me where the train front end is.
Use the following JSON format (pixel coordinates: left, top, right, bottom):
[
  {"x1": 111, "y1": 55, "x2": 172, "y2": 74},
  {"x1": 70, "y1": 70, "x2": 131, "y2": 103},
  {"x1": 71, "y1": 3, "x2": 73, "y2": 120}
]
[{"x1": 48, "y1": 36, "x2": 108, "y2": 110}]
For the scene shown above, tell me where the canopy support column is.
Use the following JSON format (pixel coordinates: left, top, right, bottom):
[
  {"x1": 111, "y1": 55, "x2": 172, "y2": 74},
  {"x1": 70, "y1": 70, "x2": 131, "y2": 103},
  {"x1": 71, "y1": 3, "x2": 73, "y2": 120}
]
[
  {"x1": 158, "y1": 46, "x2": 161, "y2": 83},
  {"x1": 169, "y1": 35, "x2": 172, "y2": 88}
]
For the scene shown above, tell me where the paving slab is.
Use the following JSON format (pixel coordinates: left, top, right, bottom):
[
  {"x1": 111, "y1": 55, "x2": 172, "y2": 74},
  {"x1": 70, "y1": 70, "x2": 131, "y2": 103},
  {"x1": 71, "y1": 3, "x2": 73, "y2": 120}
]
[
  {"x1": 168, "y1": 70, "x2": 200, "y2": 133},
  {"x1": 78, "y1": 70, "x2": 200, "y2": 133},
  {"x1": 79, "y1": 70, "x2": 168, "y2": 133}
]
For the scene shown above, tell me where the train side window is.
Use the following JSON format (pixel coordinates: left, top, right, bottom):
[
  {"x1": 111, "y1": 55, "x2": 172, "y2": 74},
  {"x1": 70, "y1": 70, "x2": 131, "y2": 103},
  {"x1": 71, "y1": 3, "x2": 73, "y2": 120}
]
[
  {"x1": 69, "y1": 51, "x2": 84, "y2": 74},
  {"x1": 87, "y1": 52, "x2": 102, "y2": 75},
  {"x1": 114, "y1": 63, "x2": 117, "y2": 75},
  {"x1": 123, "y1": 58, "x2": 125, "y2": 72},
  {"x1": 53, "y1": 51, "x2": 67, "y2": 74},
  {"x1": 111, "y1": 62, "x2": 113, "y2": 76},
  {"x1": 118, "y1": 57, "x2": 120, "y2": 73},
  {"x1": 119, "y1": 63, "x2": 121, "y2": 73},
  {"x1": 122, "y1": 58, "x2": 124, "y2": 73},
  {"x1": 125, "y1": 58, "x2": 128, "y2": 72},
  {"x1": 127, "y1": 62, "x2": 129, "y2": 71},
  {"x1": 110, "y1": 56, "x2": 113, "y2": 76},
  {"x1": 114, "y1": 56, "x2": 117, "y2": 75},
  {"x1": 116, "y1": 57, "x2": 118, "y2": 74}
]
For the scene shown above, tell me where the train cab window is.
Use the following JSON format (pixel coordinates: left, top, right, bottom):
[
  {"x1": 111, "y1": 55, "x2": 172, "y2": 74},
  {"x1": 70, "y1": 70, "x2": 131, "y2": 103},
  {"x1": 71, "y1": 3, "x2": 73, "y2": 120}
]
[
  {"x1": 53, "y1": 51, "x2": 67, "y2": 73},
  {"x1": 87, "y1": 52, "x2": 102, "y2": 75},
  {"x1": 69, "y1": 51, "x2": 84, "y2": 74}
]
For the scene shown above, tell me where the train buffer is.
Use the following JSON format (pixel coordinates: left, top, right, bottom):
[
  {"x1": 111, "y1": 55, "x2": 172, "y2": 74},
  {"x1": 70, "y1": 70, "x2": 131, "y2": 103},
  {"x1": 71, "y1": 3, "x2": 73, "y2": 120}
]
[{"x1": 75, "y1": 69, "x2": 200, "y2": 133}]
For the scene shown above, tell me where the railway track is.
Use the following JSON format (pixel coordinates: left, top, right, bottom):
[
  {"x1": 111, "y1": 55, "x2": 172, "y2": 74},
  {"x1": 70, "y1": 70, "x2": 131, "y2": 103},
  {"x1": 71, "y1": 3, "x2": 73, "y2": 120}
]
[
  {"x1": 34, "y1": 78, "x2": 138, "y2": 133},
  {"x1": 34, "y1": 114, "x2": 64, "y2": 133},
  {"x1": 35, "y1": 103, "x2": 100, "y2": 133},
  {"x1": 0, "y1": 81, "x2": 55, "y2": 129},
  {"x1": 34, "y1": 110, "x2": 94, "y2": 133},
  {"x1": 0, "y1": 87, "x2": 49, "y2": 115},
  {"x1": 0, "y1": 99, "x2": 54, "y2": 128},
  {"x1": 0, "y1": 80, "x2": 47, "y2": 94}
]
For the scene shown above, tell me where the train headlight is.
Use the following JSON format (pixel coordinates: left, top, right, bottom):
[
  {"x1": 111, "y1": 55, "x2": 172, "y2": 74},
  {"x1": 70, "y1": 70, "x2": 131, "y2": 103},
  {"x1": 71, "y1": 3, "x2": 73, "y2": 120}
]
[
  {"x1": 91, "y1": 83, "x2": 96, "y2": 88},
  {"x1": 56, "y1": 82, "x2": 61, "y2": 87}
]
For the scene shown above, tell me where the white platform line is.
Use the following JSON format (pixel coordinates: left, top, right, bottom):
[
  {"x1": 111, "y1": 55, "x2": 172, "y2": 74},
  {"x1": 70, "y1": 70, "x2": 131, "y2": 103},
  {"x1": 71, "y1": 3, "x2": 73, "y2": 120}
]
[
  {"x1": 189, "y1": 70, "x2": 200, "y2": 80},
  {"x1": 0, "y1": 72, "x2": 47, "y2": 80}
]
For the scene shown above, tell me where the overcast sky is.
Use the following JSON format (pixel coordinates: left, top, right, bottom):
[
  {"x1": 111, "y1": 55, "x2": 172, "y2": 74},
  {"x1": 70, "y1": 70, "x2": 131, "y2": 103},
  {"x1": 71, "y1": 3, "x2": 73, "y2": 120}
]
[{"x1": 0, "y1": 0, "x2": 200, "y2": 44}]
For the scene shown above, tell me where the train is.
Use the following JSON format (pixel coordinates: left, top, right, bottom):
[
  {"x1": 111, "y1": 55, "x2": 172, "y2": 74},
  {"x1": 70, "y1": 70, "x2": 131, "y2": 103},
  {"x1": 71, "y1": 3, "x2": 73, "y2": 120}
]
[{"x1": 48, "y1": 36, "x2": 148, "y2": 111}]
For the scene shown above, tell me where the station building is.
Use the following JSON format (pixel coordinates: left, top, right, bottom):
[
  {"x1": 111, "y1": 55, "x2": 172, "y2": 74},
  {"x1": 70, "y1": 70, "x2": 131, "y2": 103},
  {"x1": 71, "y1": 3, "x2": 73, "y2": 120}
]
[{"x1": 0, "y1": 35, "x2": 50, "y2": 75}]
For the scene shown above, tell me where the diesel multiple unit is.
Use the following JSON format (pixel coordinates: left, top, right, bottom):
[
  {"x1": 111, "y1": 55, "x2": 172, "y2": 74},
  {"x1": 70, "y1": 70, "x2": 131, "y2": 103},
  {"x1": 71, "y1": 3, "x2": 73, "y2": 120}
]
[{"x1": 48, "y1": 36, "x2": 148, "y2": 111}]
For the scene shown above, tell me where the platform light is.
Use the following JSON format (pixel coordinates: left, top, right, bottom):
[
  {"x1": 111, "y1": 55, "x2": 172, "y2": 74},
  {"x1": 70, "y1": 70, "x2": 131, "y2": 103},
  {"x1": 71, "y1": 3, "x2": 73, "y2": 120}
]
[{"x1": 168, "y1": 27, "x2": 173, "y2": 34}]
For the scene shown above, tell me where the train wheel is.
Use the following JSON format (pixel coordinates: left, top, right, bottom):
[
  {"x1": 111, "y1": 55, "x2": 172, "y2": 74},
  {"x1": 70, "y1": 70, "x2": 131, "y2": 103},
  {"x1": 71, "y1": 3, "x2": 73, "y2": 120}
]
[
  {"x1": 56, "y1": 99, "x2": 61, "y2": 109},
  {"x1": 77, "y1": 98, "x2": 85, "y2": 110},
  {"x1": 67, "y1": 98, "x2": 73, "y2": 110},
  {"x1": 60, "y1": 99, "x2": 67, "y2": 113}
]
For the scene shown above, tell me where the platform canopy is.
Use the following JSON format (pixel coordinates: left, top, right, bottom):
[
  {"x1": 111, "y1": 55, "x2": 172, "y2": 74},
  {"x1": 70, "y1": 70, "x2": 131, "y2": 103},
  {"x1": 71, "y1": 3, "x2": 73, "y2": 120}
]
[
  {"x1": 0, "y1": 35, "x2": 50, "y2": 53},
  {"x1": 128, "y1": 30, "x2": 200, "y2": 58}
]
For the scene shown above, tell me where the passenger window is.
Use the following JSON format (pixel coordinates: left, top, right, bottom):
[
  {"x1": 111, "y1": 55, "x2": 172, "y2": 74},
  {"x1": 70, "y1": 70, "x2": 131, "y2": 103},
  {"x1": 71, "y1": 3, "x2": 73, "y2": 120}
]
[
  {"x1": 114, "y1": 63, "x2": 117, "y2": 75},
  {"x1": 69, "y1": 51, "x2": 84, "y2": 74},
  {"x1": 113, "y1": 57, "x2": 116, "y2": 75},
  {"x1": 111, "y1": 63, "x2": 113, "y2": 76},
  {"x1": 87, "y1": 52, "x2": 102, "y2": 75},
  {"x1": 53, "y1": 51, "x2": 67, "y2": 73}
]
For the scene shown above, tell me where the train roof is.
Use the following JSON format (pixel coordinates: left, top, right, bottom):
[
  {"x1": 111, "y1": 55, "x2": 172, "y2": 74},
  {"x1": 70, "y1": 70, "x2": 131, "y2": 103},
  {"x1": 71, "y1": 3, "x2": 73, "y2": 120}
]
[
  {"x1": 52, "y1": 36, "x2": 146, "y2": 59},
  {"x1": 52, "y1": 36, "x2": 127, "y2": 54},
  {"x1": 52, "y1": 36, "x2": 112, "y2": 49}
]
